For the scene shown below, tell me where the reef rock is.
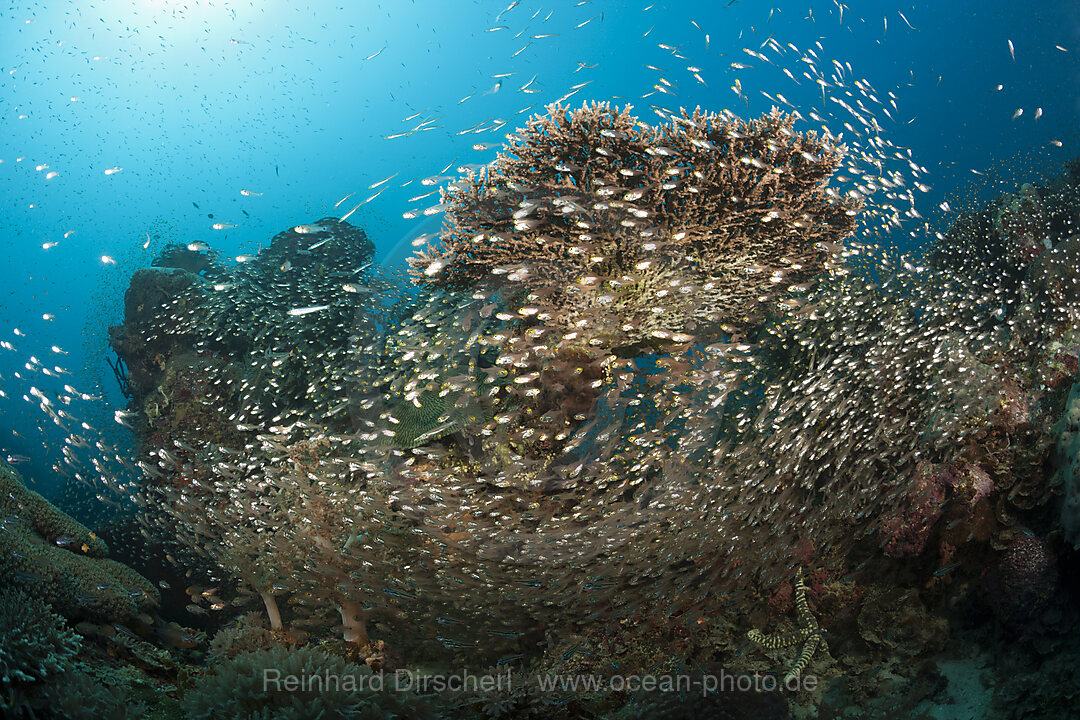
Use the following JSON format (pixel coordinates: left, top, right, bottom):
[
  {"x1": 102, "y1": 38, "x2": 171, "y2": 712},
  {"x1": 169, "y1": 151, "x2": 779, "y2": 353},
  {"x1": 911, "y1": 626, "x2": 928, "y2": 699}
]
[
  {"x1": 108, "y1": 266, "x2": 208, "y2": 398},
  {"x1": 993, "y1": 182, "x2": 1051, "y2": 268},
  {"x1": 1028, "y1": 233, "x2": 1080, "y2": 311},
  {"x1": 152, "y1": 241, "x2": 225, "y2": 277},
  {"x1": 264, "y1": 216, "x2": 375, "y2": 270},
  {"x1": 1052, "y1": 379, "x2": 1080, "y2": 548}
]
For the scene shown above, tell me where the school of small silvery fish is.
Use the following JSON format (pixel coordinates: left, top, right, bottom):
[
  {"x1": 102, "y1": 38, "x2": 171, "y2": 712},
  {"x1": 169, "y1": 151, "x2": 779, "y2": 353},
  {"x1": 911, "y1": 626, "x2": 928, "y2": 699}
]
[{"x1": 2, "y1": 1, "x2": 1076, "y2": 675}]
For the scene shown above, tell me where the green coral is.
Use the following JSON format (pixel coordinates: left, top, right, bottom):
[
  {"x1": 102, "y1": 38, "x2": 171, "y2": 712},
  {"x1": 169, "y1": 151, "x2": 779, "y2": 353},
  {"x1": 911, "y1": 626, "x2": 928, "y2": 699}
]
[
  {"x1": 2, "y1": 665, "x2": 153, "y2": 720},
  {"x1": 182, "y1": 645, "x2": 435, "y2": 720},
  {"x1": 387, "y1": 388, "x2": 474, "y2": 448},
  {"x1": 0, "y1": 460, "x2": 159, "y2": 622},
  {"x1": 0, "y1": 587, "x2": 81, "y2": 685}
]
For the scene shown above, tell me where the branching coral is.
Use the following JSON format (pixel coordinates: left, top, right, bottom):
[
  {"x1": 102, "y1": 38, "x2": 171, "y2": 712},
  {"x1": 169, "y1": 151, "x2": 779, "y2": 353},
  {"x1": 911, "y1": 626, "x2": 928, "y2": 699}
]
[
  {"x1": 182, "y1": 645, "x2": 433, "y2": 720},
  {"x1": 411, "y1": 101, "x2": 859, "y2": 349},
  {"x1": 0, "y1": 587, "x2": 81, "y2": 685}
]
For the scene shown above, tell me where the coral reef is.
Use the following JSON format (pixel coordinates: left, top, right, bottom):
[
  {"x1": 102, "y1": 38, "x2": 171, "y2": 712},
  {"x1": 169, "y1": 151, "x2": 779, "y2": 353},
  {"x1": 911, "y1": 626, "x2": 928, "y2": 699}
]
[
  {"x1": 108, "y1": 267, "x2": 209, "y2": 399},
  {"x1": 855, "y1": 589, "x2": 947, "y2": 659},
  {"x1": 992, "y1": 530, "x2": 1061, "y2": 622},
  {"x1": 994, "y1": 182, "x2": 1052, "y2": 268},
  {"x1": 411, "y1": 101, "x2": 859, "y2": 348},
  {"x1": 152, "y1": 241, "x2": 226, "y2": 277},
  {"x1": 100, "y1": 139, "x2": 1080, "y2": 720},
  {"x1": 0, "y1": 460, "x2": 159, "y2": 622},
  {"x1": 0, "y1": 591, "x2": 176, "y2": 719},
  {"x1": 931, "y1": 157, "x2": 1080, "y2": 277},
  {"x1": 33, "y1": 668, "x2": 150, "y2": 720},
  {"x1": 1052, "y1": 378, "x2": 1080, "y2": 548},
  {"x1": 0, "y1": 587, "x2": 81, "y2": 685},
  {"x1": 207, "y1": 612, "x2": 281, "y2": 662},
  {"x1": 181, "y1": 645, "x2": 433, "y2": 720},
  {"x1": 879, "y1": 462, "x2": 950, "y2": 558},
  {"x1": 992, "y1": 633, "x2": 1080, "y2": 719}
]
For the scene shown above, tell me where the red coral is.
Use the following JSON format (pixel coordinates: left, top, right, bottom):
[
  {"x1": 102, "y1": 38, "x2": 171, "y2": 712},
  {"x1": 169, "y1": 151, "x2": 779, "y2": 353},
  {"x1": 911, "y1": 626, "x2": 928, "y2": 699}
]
[
  {"x1": 880, "y1": 462, "x2": 949, "y2": 558},
  {"x1": 767, "y1": 579, "x2": 794, "y2": 616}
]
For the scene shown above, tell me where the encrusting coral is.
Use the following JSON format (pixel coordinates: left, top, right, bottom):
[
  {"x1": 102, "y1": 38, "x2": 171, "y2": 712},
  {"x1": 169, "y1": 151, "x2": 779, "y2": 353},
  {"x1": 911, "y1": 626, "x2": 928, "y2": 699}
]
[
  {"x1": 0, "y1": 460, "x2": 159, "y2": 622},
  {"x1": 411, "y1": 101, "x2": 859, "y2": 350}
]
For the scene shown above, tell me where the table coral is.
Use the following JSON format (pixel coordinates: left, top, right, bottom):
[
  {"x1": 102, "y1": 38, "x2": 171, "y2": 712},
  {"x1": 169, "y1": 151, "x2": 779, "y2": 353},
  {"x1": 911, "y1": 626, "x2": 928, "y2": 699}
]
[{"x1": 411, "y1": 101, "x2": 859, "y2": 349}]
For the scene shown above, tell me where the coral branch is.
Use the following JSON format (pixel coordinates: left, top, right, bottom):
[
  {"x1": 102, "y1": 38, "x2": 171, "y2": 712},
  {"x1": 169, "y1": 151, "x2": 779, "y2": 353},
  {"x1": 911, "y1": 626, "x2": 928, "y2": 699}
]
[
  {"x1": 258, "y1": 590, "x2": 283, "y2": 631},
  {"x1": 338, "y1": 600, "x2": 369, "y2": 646}
]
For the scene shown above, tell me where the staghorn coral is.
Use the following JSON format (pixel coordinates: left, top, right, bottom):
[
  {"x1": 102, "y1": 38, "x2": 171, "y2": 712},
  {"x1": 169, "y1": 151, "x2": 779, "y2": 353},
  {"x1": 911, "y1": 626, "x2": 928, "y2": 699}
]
[
  {"x1": 0, "y1": 460, "x2": 159, "y2": 622},
  {"x1": 0, "y1": 587, "x2": 81, "y2": 685},
  {"x1": 411, "y1": 101, "x2": 859, "y2": 349}
]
